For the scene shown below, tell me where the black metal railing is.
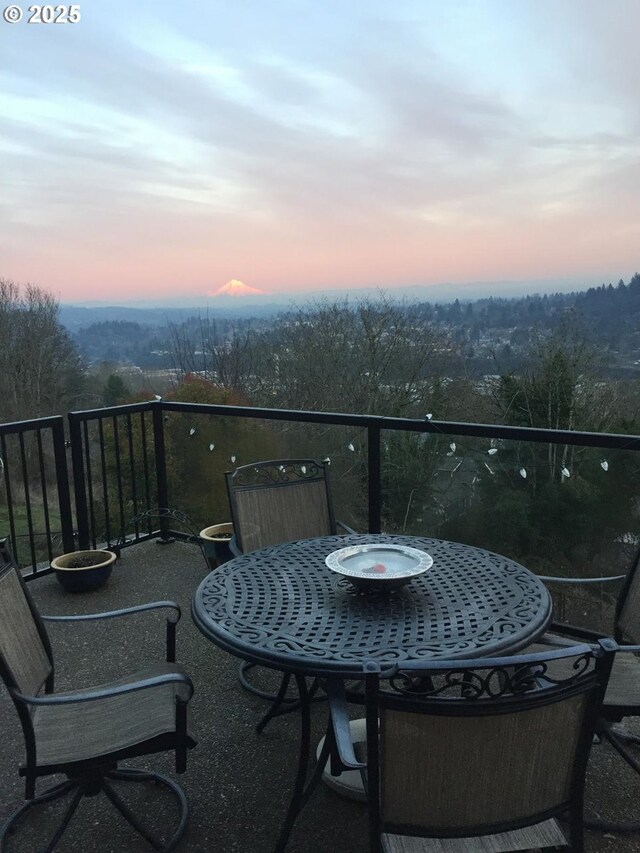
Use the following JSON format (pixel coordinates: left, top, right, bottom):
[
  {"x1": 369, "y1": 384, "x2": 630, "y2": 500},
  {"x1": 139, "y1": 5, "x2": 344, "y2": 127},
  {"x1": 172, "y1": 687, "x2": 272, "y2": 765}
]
[
  {"x1": 0, "y1": 415, "x2": 75, "y2": 571},
  {"x1": 2, "y1": 401, "x2": 640, "y2": 603},
  {"x1": 68, "y1": 403, "x2": 161, "y2": 551}
]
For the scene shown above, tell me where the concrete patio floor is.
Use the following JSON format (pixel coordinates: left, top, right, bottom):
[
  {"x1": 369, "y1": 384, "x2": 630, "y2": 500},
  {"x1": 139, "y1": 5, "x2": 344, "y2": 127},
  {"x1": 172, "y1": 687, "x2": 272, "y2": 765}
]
[{"x1": 2, "y1": 539, "x2": 640, "y2": 853}]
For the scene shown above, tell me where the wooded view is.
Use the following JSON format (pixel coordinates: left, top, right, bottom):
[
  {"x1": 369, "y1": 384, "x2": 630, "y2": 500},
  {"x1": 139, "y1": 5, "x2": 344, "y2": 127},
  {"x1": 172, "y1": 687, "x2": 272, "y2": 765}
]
[{"x1": 1, "y1": 275, "x2": 639, "y2": 603}]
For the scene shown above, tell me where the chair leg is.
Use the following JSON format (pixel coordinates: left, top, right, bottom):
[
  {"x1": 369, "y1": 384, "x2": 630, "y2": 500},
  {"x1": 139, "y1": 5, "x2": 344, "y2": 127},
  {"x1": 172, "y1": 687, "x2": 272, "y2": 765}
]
[
  {"x1": 239, "y1": 661, "x2": 299, "y2": 701},
  {"x1": 257, "y1": 672, "x2": 294, "y2": 734},
  {"x1": 256, "y1": 675, "x2": 327, "y2": 734},
  {"x1": 104, "y1": 769, "x2": 189, "y2": 853},
  {"x1": 0, "y1": 779, "x2": 79, "y2": 853},
  {"x1": 584, "y1": 724, "x2": 640, "y2": 832},
  {"x1": 274, "y1": 675, "x2": 312, "y2": 853},
  {"x1": 44, "y1": 788, "x2": 84, "y2": 852}
]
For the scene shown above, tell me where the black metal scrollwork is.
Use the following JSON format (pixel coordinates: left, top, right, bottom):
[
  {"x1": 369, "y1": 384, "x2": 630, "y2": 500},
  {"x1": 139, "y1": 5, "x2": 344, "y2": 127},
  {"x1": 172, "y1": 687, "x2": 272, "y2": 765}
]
[
  {"x1": 232, "y1": 460, "x2": 324, "y2": 488},
  {"x1": 116, "y1": 507, "x2": 210, "y2": 568},
  {"x1": 388, "y1": 652, "x2": 593, "y2": 699}
]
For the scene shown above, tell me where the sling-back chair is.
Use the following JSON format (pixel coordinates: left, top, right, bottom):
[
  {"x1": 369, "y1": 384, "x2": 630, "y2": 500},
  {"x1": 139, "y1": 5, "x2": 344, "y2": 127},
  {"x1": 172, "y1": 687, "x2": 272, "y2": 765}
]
[
  {"x1": 0, "y1": 538, "x2": 196, "y2": 852},
  {"x1": 540, "y1": 546, "x2": 640, "y2": 831},
  {"x1": 225, "y1": 458, "x2": 354, "y2": 727},
  {"x1": 276, "y1": 642, "x2": 615, "y2": 852}
]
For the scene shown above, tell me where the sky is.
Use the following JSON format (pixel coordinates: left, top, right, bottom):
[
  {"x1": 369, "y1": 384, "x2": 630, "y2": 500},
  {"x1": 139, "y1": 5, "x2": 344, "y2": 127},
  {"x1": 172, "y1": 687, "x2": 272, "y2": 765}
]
[{"x1": 1, "y1": 0, "x2": 639, "y2": 304}]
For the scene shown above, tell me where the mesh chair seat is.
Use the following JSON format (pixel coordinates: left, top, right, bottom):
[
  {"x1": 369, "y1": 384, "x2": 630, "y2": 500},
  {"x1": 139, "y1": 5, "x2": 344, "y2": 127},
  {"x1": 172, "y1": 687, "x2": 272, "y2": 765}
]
[
  {"x1": 351, "y1": 743, "x2": 569, "y2": 852},
  {"x1": 225, "y1": 458, "x2": 339, "y2": 554},
  {"x1": 602, "y1": 650, "x2": 640, "y2": 711},
  {"x1": 31, "y1": 662, "x2": 195, "y2": 768},
  {"x1": 381, "y1": 820, "x2": 567, "y2": 852}
]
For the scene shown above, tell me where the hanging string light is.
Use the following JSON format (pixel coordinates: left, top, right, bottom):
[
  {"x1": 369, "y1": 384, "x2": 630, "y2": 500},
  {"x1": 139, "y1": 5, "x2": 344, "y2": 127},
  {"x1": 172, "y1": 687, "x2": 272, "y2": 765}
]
[
  {"x1": 189, "y1": 427, "x2": 196, "y2": 436},
  {"x1": 561, "y1": 466, "x2": 571, "y2": 478},
  {"x1": 208, "y1": 443, "x2": 215, "y2": 452},
  {"x1": 601, "y1": 460, "x2": 609, "y2": 471},
  {"x1": 347, "y1": 442, "x2": 355, "y2": 452},
  {"x1": 519, "y1": 468, "x2": 527, "y2": 479}
]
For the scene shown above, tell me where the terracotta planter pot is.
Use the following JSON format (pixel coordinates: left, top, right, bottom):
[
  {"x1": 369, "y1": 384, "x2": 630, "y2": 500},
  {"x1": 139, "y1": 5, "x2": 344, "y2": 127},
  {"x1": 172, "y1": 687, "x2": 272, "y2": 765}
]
[
  {"x1": 199, "y1": 523, "x2": 233, "y2": 569},
  {"x1": 51, "y1": 549, "x2": 116, "y2": 593}
]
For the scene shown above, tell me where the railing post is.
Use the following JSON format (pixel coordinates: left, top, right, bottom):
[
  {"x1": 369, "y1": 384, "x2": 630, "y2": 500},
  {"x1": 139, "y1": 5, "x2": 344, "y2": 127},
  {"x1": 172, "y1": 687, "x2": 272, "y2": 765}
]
[
  {"x1": 68, "y1": 412, "x2": 90, "y2": 549},
  {"x1": 368, "y1": 425, "x2": 381, "y2": 534},
  {"x1": 152, "y1": 403, "x2": 173, "y2": 543},
  {"x1": 51, "y1": 417, "x2": 76, "y2": 554}
]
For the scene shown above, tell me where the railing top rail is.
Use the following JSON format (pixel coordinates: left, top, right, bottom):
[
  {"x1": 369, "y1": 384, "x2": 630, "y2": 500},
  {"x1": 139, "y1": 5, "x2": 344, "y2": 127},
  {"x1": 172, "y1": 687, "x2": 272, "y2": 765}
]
[
  {"x1": 153, "y1": 401, "x2": 640, "y2": 452},
  {"x1": 35, "y1": 401, "x2": 640, "y2": 452},
  {"x1": 68, "y1": 402, "x2": 157, "y2": 419},
  {"x1": 0, "y1": 415, "x2": 65, "y2": 434}
]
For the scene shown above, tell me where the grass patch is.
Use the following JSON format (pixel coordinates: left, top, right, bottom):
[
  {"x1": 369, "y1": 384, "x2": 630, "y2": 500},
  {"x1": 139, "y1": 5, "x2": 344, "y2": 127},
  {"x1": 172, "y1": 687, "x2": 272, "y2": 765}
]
[{"x1": 0, "y1": 504, "x2": 63, "y2": 565}]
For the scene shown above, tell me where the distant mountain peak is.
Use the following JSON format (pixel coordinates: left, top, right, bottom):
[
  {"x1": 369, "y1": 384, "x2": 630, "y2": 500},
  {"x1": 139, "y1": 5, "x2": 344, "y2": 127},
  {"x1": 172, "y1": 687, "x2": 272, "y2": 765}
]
[{"x1": 208, "y1": 279, "x2": 267, "y2": 297}]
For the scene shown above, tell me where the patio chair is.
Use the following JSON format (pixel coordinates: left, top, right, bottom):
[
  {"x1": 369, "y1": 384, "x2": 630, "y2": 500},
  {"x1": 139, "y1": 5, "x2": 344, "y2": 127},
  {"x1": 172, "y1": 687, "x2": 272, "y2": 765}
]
[
  {"x1": 538, "y1": 545, "x2": 640, "y2": 831},
  {"x1": 225, "y1": 458, "x2": 354, "y2": 716},
  {"x1": 276, "y1": 642, "x2": 616, "y2": 853},
  {"x1": 225, "y1": 457, "x2": 351, "y2": 556},
  {"x1": 0, "y1": 537, "x2": 196, "y2": 853}
]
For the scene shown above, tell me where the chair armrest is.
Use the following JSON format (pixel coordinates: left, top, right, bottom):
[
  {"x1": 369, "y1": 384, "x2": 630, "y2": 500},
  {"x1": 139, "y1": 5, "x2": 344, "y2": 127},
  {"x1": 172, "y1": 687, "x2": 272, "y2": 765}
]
[
  {"x1": 536, "y1": 633, "x2": 582, "y2": 648},
  {"x1": 325, "y1": 677, "x2": 366, "y2": 772},
  {"x1": 41, "y1": 600, "x2": 181, "y2": 623},
  {"x1": 229, "y1": 534, "x2": 242, "y2": 558},
  {"x1": 611, "y1": 644, "x2": 640, "y2": 654},
  {"x1": 41, "y1": 601, "x2": 182, "y2": 663},
  {"x1": 545, "y1": 622, "x2": 608, "y2": 643},
  {"x1": 14, "y1": 671, "x2": 194, "y2": 707},
  {"x1": 537, "y1": 573, "x2": 625, "y2": 585}
]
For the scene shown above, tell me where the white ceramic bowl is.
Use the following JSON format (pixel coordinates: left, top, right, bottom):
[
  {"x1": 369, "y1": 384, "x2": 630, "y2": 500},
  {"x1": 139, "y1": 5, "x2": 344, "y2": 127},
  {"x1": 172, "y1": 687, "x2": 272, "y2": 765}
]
[{"x1": 325, "y1": 543, "x2": 433, "y2": 591}]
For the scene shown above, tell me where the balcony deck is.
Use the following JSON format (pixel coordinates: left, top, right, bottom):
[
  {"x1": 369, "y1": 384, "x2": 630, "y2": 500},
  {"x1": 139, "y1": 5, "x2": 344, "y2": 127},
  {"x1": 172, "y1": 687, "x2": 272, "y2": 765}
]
[{"x1": 2, "y1": 539, "x2": 640, "y2": 853}]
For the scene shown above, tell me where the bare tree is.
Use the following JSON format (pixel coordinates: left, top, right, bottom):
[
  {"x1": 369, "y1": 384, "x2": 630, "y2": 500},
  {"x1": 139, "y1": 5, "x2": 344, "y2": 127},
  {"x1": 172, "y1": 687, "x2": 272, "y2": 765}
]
[
  {"x1": 0, "y1": 278, "x2": 85, "y2": 423},
  {"x1": 245, "y1": 295, "x2": 455, "y2": 416}
]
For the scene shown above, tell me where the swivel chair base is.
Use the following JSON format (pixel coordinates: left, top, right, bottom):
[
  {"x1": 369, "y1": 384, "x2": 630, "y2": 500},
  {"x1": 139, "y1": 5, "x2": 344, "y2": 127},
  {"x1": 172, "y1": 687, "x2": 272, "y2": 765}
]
[{"x1": 1, "y1": 767, "x2": 188, "y2": 853}]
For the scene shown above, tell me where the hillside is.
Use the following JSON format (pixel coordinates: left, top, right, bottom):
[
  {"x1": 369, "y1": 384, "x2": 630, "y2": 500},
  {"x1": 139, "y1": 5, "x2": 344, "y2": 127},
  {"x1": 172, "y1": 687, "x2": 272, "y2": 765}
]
[{"x1": 67, "y1": 275, "x2": 640, "y2": 373}]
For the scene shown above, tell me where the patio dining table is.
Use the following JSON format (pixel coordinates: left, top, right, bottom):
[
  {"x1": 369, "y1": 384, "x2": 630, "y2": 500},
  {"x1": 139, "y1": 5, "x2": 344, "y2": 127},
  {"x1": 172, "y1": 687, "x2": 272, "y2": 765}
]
[
  {"x1": 191, "y1": 532, "x2": 553, "y2": 848},
  {"x1": 191, "y1": 532, "x2": 552, "y2": 674}
]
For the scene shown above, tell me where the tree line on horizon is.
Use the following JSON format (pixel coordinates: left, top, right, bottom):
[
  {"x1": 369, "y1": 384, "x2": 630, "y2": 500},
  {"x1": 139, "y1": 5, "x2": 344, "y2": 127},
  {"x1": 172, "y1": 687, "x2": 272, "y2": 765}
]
[{"x1": 68, "y1": 273, "x2": 640, "y2": 376}]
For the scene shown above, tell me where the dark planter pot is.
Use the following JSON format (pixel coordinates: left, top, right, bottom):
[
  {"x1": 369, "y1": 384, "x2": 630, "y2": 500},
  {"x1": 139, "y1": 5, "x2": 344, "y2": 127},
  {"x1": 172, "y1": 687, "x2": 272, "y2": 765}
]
[
  {"x1": 199, "y1": 523, "x2": 233, "y2": 570},
  {"x1": 51, "y1": 550, "x2": 116, "y2": 593}
]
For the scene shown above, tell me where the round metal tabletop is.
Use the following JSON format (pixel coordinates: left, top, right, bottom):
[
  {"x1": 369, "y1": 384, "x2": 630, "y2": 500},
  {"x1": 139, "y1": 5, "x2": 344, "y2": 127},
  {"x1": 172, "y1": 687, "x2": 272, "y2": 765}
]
[{"x1": 192, "y1": 534, "x2": 552, "y2": 676}]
